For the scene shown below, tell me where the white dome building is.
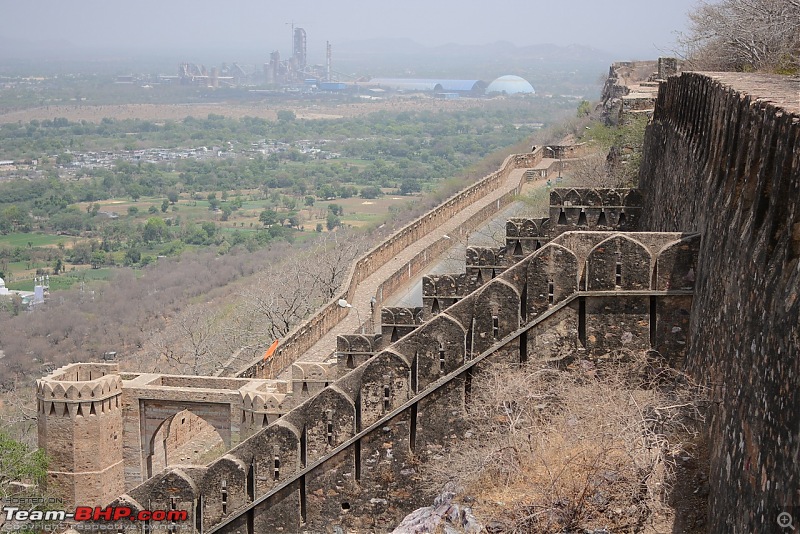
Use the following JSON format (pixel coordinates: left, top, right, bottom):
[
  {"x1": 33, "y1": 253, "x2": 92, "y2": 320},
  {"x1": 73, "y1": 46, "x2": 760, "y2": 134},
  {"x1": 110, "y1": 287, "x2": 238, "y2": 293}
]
[{"x1": 487, "y1": 75, "x2": 535, "y2": 95}]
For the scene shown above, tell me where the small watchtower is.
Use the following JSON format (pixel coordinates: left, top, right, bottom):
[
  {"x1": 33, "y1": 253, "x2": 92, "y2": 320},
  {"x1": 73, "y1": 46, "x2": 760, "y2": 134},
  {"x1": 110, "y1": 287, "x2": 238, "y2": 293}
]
[{"x1": 37, "y1": 363, "x2": 125, "y2": 507}]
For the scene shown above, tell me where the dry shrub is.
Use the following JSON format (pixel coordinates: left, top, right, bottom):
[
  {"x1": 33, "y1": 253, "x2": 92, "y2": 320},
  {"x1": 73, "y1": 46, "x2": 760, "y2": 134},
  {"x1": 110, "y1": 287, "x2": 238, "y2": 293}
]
[
  {"x1": 566, "y1": 153, "x2": 617, "y2": 188},
  {"x1": 424, "y1": 351, "x2": 707, "y2": 533}
]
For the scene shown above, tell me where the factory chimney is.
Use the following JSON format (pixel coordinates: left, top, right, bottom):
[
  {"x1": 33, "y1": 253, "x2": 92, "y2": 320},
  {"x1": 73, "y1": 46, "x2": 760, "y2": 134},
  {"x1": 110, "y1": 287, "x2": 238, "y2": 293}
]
[{"x1": 326, "y1": 41, "x2": 332, "y2": 82}]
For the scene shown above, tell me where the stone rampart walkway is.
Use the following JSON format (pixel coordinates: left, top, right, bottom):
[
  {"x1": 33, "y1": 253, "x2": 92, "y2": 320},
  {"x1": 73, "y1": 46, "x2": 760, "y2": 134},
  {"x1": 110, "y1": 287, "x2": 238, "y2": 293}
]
[{"x1": 280, "y1": 168, "x2": 531, "y2": 375}]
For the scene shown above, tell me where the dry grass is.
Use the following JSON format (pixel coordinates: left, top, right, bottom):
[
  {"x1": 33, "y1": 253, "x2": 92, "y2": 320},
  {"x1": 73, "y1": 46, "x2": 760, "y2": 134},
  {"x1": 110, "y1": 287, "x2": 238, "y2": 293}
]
[{"x1": 423, "y1": 351, "x2": 708, "y2": 533}]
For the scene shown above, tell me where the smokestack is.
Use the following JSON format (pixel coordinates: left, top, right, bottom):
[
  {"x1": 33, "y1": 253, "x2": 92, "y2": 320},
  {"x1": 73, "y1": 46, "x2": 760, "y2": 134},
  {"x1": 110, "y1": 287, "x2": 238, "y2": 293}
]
[{"x1": 326, "y1": 41, "x2": 332, "y2": 82}]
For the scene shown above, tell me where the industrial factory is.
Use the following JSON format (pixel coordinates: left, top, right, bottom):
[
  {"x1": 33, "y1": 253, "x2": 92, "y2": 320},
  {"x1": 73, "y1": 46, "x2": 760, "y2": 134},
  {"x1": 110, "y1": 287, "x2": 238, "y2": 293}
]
[{"x1": 174, "y1": 27, "x2": 535, "y2": 98}]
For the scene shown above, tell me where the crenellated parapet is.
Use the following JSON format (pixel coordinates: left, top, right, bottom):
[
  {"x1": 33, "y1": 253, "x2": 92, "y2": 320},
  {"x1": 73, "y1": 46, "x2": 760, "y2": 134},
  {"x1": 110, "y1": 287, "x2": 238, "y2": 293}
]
[
  {"x1": 37, "y1": 363, "x2": 126, "y2": 508},
  {"x1": 239, "y1": 381, "x2": 292, "y2": 437},
  {"x1": 37, "y1": 363, "x2": 123, "y2": 417},
  {"x1": 289, "y1": 360, "x2": 338, "y2": 401},
  {"x1": 550, "y1": 187, "x2": 642, "y2": 232},
  {"x1": 97, "y1": 229, "x2": 699, "y2": 534},
  {"x1": 336, "y1": 333, "x2": 381, "y2": 374},
  {"x1": 465, "y1": 246, "x2": 509, "y2": 277},
  {"x1": 505, "y1": 217, "x2": 551, "y2": 257},
  {"x1": 422, "y1": 273, "x2": 470, "y2": 317},
  {"x1": 381, "y1": 306, "x2": 424, "y2": 345}
]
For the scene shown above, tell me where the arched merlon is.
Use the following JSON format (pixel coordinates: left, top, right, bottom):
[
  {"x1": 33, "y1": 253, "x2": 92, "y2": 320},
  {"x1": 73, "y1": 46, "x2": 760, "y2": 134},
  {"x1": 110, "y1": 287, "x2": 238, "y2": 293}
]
[
  {"x1": 202, "y1": 455, "x2": 248, "y2": 526},
  {"x1": 128, "y1": 466, "x2": 202, "y2": 510},
  {"x1": 472, "y1": 278, "x2": 521, "y2": 355},
  {"x1": 527, "y1": 243, "x2": 579, "y2": 318},
  {"x1": 655, "y1": 234, "x2": 701, "y2": 291},
  {"x1": 283, "y1": 385, "x2": 355, "y2": 466},
  {"x1": 336, "y1": 333, "x2": 378, "y2": 354},
  {"x1": 359, "y1": 350, "x2": 412, "y2": 428},
  {"x1": 393, "y1": 313, "x2": 466, "y2": 392},
  {"x1": 226, "y1": 420, "x2": 301, "y2": 496},
  {"x1": 586, "y1": 234, "x2": 652, "y2": 290}
]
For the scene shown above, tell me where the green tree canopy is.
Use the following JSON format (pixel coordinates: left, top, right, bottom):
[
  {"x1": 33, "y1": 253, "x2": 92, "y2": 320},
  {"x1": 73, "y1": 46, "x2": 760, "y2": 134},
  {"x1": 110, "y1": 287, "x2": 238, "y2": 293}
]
[
  {"x1": 259, "y1": 209, "x2": 278, "y2": 227},
  {"x1": 143, "y1": 217, "x2": 168, "y2": 243},
  {"x1": 0, "y1": 430, "x2": 48, "y2": 499}
]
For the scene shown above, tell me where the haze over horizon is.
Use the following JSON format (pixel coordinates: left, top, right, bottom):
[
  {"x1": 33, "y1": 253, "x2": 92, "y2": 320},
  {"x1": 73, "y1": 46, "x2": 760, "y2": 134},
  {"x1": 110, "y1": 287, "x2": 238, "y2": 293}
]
[{"x1": 1, "y1": 0, "x2": 694, "y2": 62}]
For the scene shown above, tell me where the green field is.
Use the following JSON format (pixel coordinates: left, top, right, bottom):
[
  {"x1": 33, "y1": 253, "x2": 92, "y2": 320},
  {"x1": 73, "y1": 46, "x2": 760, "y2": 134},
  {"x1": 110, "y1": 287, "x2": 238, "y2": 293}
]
[
  {"x1": 8, "y1": 268, "x2": 114, "y2": 291},
  {"x1": 0, "y1": 233, "x2": 72, "y2": 248}
]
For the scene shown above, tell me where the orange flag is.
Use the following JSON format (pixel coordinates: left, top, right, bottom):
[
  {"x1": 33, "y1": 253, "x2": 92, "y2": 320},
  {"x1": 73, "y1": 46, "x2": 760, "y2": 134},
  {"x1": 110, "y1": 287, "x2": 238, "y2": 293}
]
[{"x1": 263, "y1": 339, "x2": 279, "y2": 361}]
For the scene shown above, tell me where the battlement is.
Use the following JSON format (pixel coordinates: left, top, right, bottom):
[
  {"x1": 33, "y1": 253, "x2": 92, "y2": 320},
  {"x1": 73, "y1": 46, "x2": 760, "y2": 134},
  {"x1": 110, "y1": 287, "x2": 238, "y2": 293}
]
[
  {"x1": 422, "y1": 273, "x2": 470, "y2": 298},
  {"x1": 38, "y1": 362, "x2": 122, "y2": 400},
  {"x1": 289, "y1": 361, "x2": 339, "y2": 399},
  {"x1": 505, "y1": 217, "x2": 551, "y2": 257},
  {"x1": 380, "y1": 306, "x2": 424, "y2": 326},
  {"x1": 422, "y1": 273, "x2": 470, "y2": 316},
  {"x1": 381, "y1": 307, "x2": 424, "y2": 345},
  {"x1": 336, "y1": 333, "x2": 382, "y2": 373},
  {"x1": 465, "y1": 246, "x2": 508, "y2": 269},
  {"x1": 101, "y1": 228, "x2": 697, "y2": 532},
  {"x1": 549, "y1": 187, "x2": 642, "y2": 208},
  {"x1": 37, "y1": 363, "x2": 123, "y2": 414},
  {"x1": 550, "y1": 188, "x2": 642, "y2": 231},
  {"x1": 240, "y1": 382, "x2": 292, "y2": 431},
  {"x1": 506, "y1": 217, "x2": 551, "y2": 238}
]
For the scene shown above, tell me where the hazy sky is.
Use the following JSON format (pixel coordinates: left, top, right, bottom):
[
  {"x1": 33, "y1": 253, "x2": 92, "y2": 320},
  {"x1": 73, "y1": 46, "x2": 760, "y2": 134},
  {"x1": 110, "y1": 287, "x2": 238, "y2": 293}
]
[{"x1": 2, "y1": 0, "x2": 696, "y2": 59}]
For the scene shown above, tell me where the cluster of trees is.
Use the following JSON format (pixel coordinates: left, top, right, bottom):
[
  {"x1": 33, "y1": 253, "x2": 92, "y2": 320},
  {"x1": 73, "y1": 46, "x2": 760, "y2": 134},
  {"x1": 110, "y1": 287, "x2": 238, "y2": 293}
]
[
  {"x1": 0, "y1": 102, "x2": 574, "y2": 273},
  {"x1": 0, "y1": 429, "x2": 48, "y2": 500},
  {"x1": 0, "y1": 230, "x2": 371, "y2": 398},
  {"x1": 144, "y1": 231, "x2": 370, "y2": 376},
  {"x1": 0, "y1": 245, "x2": 279, "y2": 388},
  {"x1": 679, "y1": 0, "x2": 800, "y2": 72},
  {"x1": 0, "y1": 100, "x2": 568, "y2": 161}
]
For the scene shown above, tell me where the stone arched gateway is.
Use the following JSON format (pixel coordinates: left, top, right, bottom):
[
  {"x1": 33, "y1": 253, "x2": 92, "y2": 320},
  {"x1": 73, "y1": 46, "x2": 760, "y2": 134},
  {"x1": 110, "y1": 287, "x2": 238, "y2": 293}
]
[
  {"x1": 141, "y1": 403, "x2": 230, "y2": 479},
  {"x1": 37, "y1": 364, "x2": 289, "y2": 500}
]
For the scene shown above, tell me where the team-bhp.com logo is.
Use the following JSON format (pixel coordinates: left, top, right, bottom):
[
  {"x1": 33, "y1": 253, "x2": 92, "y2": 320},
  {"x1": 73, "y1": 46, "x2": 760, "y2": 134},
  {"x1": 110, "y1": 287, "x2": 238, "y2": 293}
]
[{"x1": 3, "y1": 505, "x2": 189, "y2": 530}]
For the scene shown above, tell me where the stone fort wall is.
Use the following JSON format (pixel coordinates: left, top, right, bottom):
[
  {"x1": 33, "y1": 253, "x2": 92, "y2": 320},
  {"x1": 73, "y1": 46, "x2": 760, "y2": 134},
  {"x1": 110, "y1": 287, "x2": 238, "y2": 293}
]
[
  {"x1": 36, "y1": 67, "x2": 800, "y2": 533},
  {"x1": 638, "y1": 71, "x2": 799, "y2": 531},
  {"x1": 102, "y1": 229, "x2": 697, "y2": 533},
  {"x1": 234, "y1": 151, "x2": 541, "y2": 380}
]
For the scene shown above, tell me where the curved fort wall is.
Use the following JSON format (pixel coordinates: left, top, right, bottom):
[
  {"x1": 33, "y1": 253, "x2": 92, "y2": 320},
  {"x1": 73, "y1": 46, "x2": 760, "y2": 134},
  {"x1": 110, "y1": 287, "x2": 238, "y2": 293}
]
[
  {"x1": 234, "y1": 152, "x2": 540, "y2": 380},
  {"x1": 638, "y1": 72, "x2": 800, "y2": 531}
]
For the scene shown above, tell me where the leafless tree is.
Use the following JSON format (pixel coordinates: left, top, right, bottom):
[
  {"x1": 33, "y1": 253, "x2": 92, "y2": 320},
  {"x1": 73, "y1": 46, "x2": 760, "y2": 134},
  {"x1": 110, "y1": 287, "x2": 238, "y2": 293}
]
[
  {"x1": 220, "y1": 232, "x2": 371, "y2": 364},
  {"x1": 678, "y1": 0, "x2": 800, "y2": 72},
  {"x1": 244, "y1": 264, "x2": 321, "y2": 340},
  {"x1": 566, "y1": 153, "x2": 619, "y2": 188},
  {"x1": 301, "y1": 231, "x2": 371, "y2": 300},
  {"x1": 143, "y1": 304, "x2": 224, "y2": 375}
]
